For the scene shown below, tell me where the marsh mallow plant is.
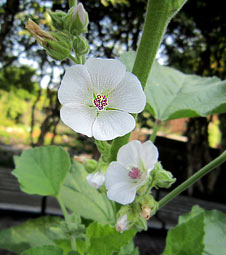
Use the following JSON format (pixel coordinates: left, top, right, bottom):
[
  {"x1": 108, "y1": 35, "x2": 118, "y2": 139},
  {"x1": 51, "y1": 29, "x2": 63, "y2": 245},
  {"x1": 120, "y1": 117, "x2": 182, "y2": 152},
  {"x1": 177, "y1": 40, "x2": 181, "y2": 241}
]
[{"x1": 1, "y1": 0, "x2": 226, "y2": 254}]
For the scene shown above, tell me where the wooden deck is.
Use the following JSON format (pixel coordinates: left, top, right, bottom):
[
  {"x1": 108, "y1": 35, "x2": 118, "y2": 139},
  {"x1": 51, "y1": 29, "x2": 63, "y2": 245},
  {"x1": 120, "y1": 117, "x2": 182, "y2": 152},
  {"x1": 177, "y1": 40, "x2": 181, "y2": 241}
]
[{"x1": 1, "y1": 166, "x2": 226, "y2": 229}]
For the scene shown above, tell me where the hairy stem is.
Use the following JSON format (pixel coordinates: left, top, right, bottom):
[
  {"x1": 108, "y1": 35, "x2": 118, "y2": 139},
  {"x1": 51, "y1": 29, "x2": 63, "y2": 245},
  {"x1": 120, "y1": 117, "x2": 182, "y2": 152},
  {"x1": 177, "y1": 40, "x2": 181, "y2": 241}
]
[
  {"x1": 57, "y1": 195, "x2": 76, "y2": 251},
  {"x1": 150, "y1": 119, "x2": 162, "y2": 143}
]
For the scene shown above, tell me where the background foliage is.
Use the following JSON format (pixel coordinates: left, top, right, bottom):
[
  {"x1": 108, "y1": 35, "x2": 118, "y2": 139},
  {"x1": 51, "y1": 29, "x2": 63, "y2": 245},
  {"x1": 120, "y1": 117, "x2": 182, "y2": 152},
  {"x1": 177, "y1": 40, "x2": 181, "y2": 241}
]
[{"x1": 0, "y1": 0, "x2": 226, "y2": 199}]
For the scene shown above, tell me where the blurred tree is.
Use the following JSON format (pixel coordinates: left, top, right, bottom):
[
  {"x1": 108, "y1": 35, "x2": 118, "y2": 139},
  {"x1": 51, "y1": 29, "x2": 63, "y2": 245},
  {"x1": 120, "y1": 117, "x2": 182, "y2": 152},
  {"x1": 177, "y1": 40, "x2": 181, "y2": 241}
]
[{"x1": 0, "y1": 0, "x2": 146, "y2": 146}]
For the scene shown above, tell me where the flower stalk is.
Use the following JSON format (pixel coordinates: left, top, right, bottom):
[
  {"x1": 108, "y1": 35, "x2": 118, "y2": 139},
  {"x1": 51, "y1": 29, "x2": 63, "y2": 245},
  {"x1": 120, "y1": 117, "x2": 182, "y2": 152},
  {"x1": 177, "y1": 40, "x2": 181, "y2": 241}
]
[
  {"x1": 150, "y1": 119, "x2": 161, "y2": 143},
  {"x1": 57, "y1": 195, "x2": 76, "y2": 251},
  {"x1": 158, "y1": 150, "x2": 226, "y2": 209}
]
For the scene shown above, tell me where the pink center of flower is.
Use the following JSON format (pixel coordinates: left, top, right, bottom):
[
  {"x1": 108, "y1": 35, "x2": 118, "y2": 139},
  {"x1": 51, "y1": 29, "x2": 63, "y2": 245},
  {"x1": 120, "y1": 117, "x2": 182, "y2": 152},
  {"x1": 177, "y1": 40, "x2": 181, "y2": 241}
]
[
  {"x1": 94, "y1": 94, "x2": 108, "y2": 110},
  {"x1": 128, "y1": 167, "x2": 141, "y2": 179}
]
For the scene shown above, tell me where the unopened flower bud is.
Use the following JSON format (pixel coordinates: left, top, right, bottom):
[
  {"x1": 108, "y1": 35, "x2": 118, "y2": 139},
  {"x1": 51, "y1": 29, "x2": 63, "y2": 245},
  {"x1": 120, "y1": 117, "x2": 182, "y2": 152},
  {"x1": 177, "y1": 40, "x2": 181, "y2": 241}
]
[
  {"x1": 48, "y1": 10, "x2": 66, "y2": 31},
  {"x1": 44, "y1": 31, "x2": 72, "y2": 60},
  {"x1": 116, "y1": 214, "x2": 129, "y2": 233},
  {"x1": 73, "y1": 35, "x2": 89, "y2": 56},
  {"x1": 140, "y1": 206, "x2": 151, "y2": 220},
  {"x1": 26, "y1": 19, "x2": 55, "y2": 47},
  {"x1": 64, "y1": 3, "x2": 89, "y2": 36},
  {"x1": 86, "y1": 171, "x2": 105, "y2": 189},
  {"x1": 152, "y1": 162, "x2": 176, "y2": 189},
  {"x1": 26, "y1": 19, "x2": 72, "y2": 61}
]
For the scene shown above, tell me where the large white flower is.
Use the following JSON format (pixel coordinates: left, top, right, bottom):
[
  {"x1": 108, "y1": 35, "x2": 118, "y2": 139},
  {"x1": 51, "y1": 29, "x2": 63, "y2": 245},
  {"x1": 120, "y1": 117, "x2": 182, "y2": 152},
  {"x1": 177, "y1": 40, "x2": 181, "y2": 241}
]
[
  {"x1": 58, "y1": 58, "x2": 146, "y2": 141},
  {"x1": 105, "y1": 140, "x2": 158, "y2": 205}
]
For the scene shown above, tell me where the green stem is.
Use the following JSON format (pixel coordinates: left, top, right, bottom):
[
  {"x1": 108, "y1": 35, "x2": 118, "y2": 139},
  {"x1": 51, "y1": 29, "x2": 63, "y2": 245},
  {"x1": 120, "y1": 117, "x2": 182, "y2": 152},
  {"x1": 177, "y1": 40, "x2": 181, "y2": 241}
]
[
  {"x1": 110, "y1": 133, "x2": 130, "y2": 161},
  {"x1": 132, "y1": 0, "x2": 183, "y2": 89},
  {"x1": 57, "y1": 195, "x2": 76, "y2": 251},
  {"x1": 158, "y1": 150, "x2": 226, "y2": 209},
  {"x1": 150, "y1": 119, "x2": 161, "y2": 143},
  {"x1": 68, "y1": 54, "x2": 79, "y2": 64},
  {"x1": 110, "y1": 0, "x2": 187, "y2": 160}
]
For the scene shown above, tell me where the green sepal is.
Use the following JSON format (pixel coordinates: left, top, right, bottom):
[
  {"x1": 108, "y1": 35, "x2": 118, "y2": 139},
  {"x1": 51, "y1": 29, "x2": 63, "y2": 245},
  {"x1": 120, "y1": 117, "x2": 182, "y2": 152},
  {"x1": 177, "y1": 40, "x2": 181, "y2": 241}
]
[
  {"x1": 151, "y1": 162, "x2": 176, "y2": 189},
  {"x1": 64, "y1": 4, "x2": 89, "y2": 36},
  {"x1": 83, "y1": 158, "x2": 98, "y2": 173},
  {"x1": 73, "y1": 35, "x2": 89, "y2": 56},
  {"x1": 48, "y1": 10, "x2": 66, "y2": 31},
  {"x1": 45, "y1": 31, "x2": 72, "y2": 61},
  {"x1": 95, "y1": 140, "x2": 111, "y2": 163}
]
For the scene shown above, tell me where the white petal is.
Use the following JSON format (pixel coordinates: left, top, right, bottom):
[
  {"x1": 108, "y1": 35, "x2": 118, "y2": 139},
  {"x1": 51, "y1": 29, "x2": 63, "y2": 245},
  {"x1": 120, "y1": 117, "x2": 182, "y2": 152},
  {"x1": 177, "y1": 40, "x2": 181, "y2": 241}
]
[
  {"x1": 60, "y1": 103, "x2": 96, "y2": 137},
  {"x1": 107, "y1": 182, "x2": 136, "y2": 205},
  {"x1": 105, "y1": 162, "x2": 131, "y2": 189},
  {"x1": 117, "y1": 140, "x2": 143, "y2": 168},
  {"x1": 141, "y1": 141, "x2": 159, "y2": 172},
  {"x1": 92, "y1": 110, "x2": 135, "y2": 141},
  {"x1": 86, "y1": 171, "x2": 105, "y2": 189},
  {"x1": 108, "y1": 72, "x2": 146, "y2": 113},
  {"x1": 105, "y1": 162, "x2": 137, "y2": 204},
  {"x1": 58, "y1": 65, "x2": 92, "y2": 105},
  {"x1": 116, "y1": 214, "x2": 129, "y2": 233},
  {"x1": 85, "y1": 58, "x2": 126, "y2": 93}
]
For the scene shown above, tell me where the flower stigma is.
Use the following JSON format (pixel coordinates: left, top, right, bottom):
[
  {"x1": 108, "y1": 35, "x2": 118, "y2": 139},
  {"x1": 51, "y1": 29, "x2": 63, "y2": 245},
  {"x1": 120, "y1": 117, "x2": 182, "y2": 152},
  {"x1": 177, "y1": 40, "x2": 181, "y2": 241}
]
[
  {"x1": 93, "y1": 94, "x2": 108, "y2": 110},
  {"x1": 128, "y1": 167, "x2": 142, "y2": 180}
]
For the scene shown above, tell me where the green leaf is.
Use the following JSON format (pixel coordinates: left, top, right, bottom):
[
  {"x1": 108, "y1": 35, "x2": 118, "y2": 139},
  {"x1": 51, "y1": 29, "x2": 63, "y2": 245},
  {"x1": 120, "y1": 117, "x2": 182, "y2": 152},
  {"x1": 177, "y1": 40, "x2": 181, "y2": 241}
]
[
  {"x1": 163, "y1": 206, "x2": 226, "y2": 255},
  {"x1": 118, "y1": 240, "x2": 139, "y2": 255},
  {"x1": 145, "y1": 62, "x2": 226, "y2": 120},
  {"x1": 0, "y1": 216, "x2": 65, "y2": 253},
  {"x1": 21, "y1": 245, "x2": 63, "y2": 255},
  {"x1": 120, "y1": 51, "x2": 136, "y2": 72},
  {"x1": 12, "y1": 146, "x2": 71, "y2": 196},
  {"x1": 204, "y1": 210, "x2": 226, "y2": 255},
  {"x1": 85, "y1": 222, "x2": 136, "y2": 255},
  {"x1": 120, "y1": 51, "x2": 226, "y2": 121},
  {"x1": 60, "y1": 161, "x2": 115, "y2": 224}
]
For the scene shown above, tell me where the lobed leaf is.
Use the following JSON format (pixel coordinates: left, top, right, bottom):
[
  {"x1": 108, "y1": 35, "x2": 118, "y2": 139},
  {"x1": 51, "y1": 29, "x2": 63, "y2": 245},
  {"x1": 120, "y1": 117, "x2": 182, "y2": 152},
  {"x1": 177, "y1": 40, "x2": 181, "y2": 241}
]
[
  {"x1": 12, "y1": 146, "x2": 71, "y2": 196},
  {"x1": 85, "y1": 222, "x2": 136, "y2": 255},
  {"x1": 20, "y1": 245, "x2": 63, "y2": 255},
  {"x1": 163, "y1": 205, "x2": 226, "y2": 255},
  {"x1": 120, "y1": 51, "x2": 226, "y2": 121},
  {"x1": 60, "y1": 161, "x2": 115, "y2": 224},
  {"x1": 0, "y1": 216, "x2": 66, "y2": 253}
]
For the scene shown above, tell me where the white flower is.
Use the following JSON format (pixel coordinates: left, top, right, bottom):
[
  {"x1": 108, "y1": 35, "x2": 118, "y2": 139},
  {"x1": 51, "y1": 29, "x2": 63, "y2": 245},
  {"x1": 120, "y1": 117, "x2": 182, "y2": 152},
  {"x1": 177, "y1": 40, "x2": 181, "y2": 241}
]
[
  {"x1": 58, "y1": 58, "x2": 146, "y2": 141},
  {"x1": 86, "y1": 171, "x2": 105, "y2": 189},
  {"x1": 105, "y1": 140, "x2": 158, "y2": 205},
  {"x1": 116, "y1": 214, "x2": 129, "y2": 233}
]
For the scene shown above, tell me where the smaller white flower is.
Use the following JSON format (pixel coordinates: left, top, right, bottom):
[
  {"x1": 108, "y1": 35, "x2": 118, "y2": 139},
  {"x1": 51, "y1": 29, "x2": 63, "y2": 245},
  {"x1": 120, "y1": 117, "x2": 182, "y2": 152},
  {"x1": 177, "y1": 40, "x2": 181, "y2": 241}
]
[
  {"x1": 86, "y1": 171, "x2": 105, "y2": 189},
  {"x1": 116, "y1": 214, "x2": 129, "y2": 233},
  {"x1": 105, "y1": 140, "x2": 158, "y2": 205}
]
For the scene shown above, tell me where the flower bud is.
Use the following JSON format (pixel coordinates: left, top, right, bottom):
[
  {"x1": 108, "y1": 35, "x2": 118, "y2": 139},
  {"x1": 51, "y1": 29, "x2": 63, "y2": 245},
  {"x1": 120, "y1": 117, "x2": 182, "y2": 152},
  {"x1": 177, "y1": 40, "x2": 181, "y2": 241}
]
[
  {"x1": 48, "y1": 10, "x2": 66, "y2": 31},
  {"x1": 83, "y1": 159, "x2": 98, "y2": 173},
  {"x1": 26, "y1": 19, "x2": 55, "y2": 47},
  {"x1": 73, "y1": 36, "x2": 89, "y2": 56},
  {"x1": 86, "y1": 171, "x2": 105, "y2": 189},
  {"x1": 45, "y1": 31, "x2": 72, "y2": 60},
  {"x1": 26, "y1": 19, "x2": 72, "y2": 61},
  {"x1": 116, "y1": 214, "x2": 129, "y2": 233},
  {"x1": 64, "y1": 3, "x2": 89, "y2": 36},
  {"x1": 152, "y1": 162, "x2": 176, "y2": 189},
  {"x1": 140, "y1": 206, "x2": 151, "y2": 220}
]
